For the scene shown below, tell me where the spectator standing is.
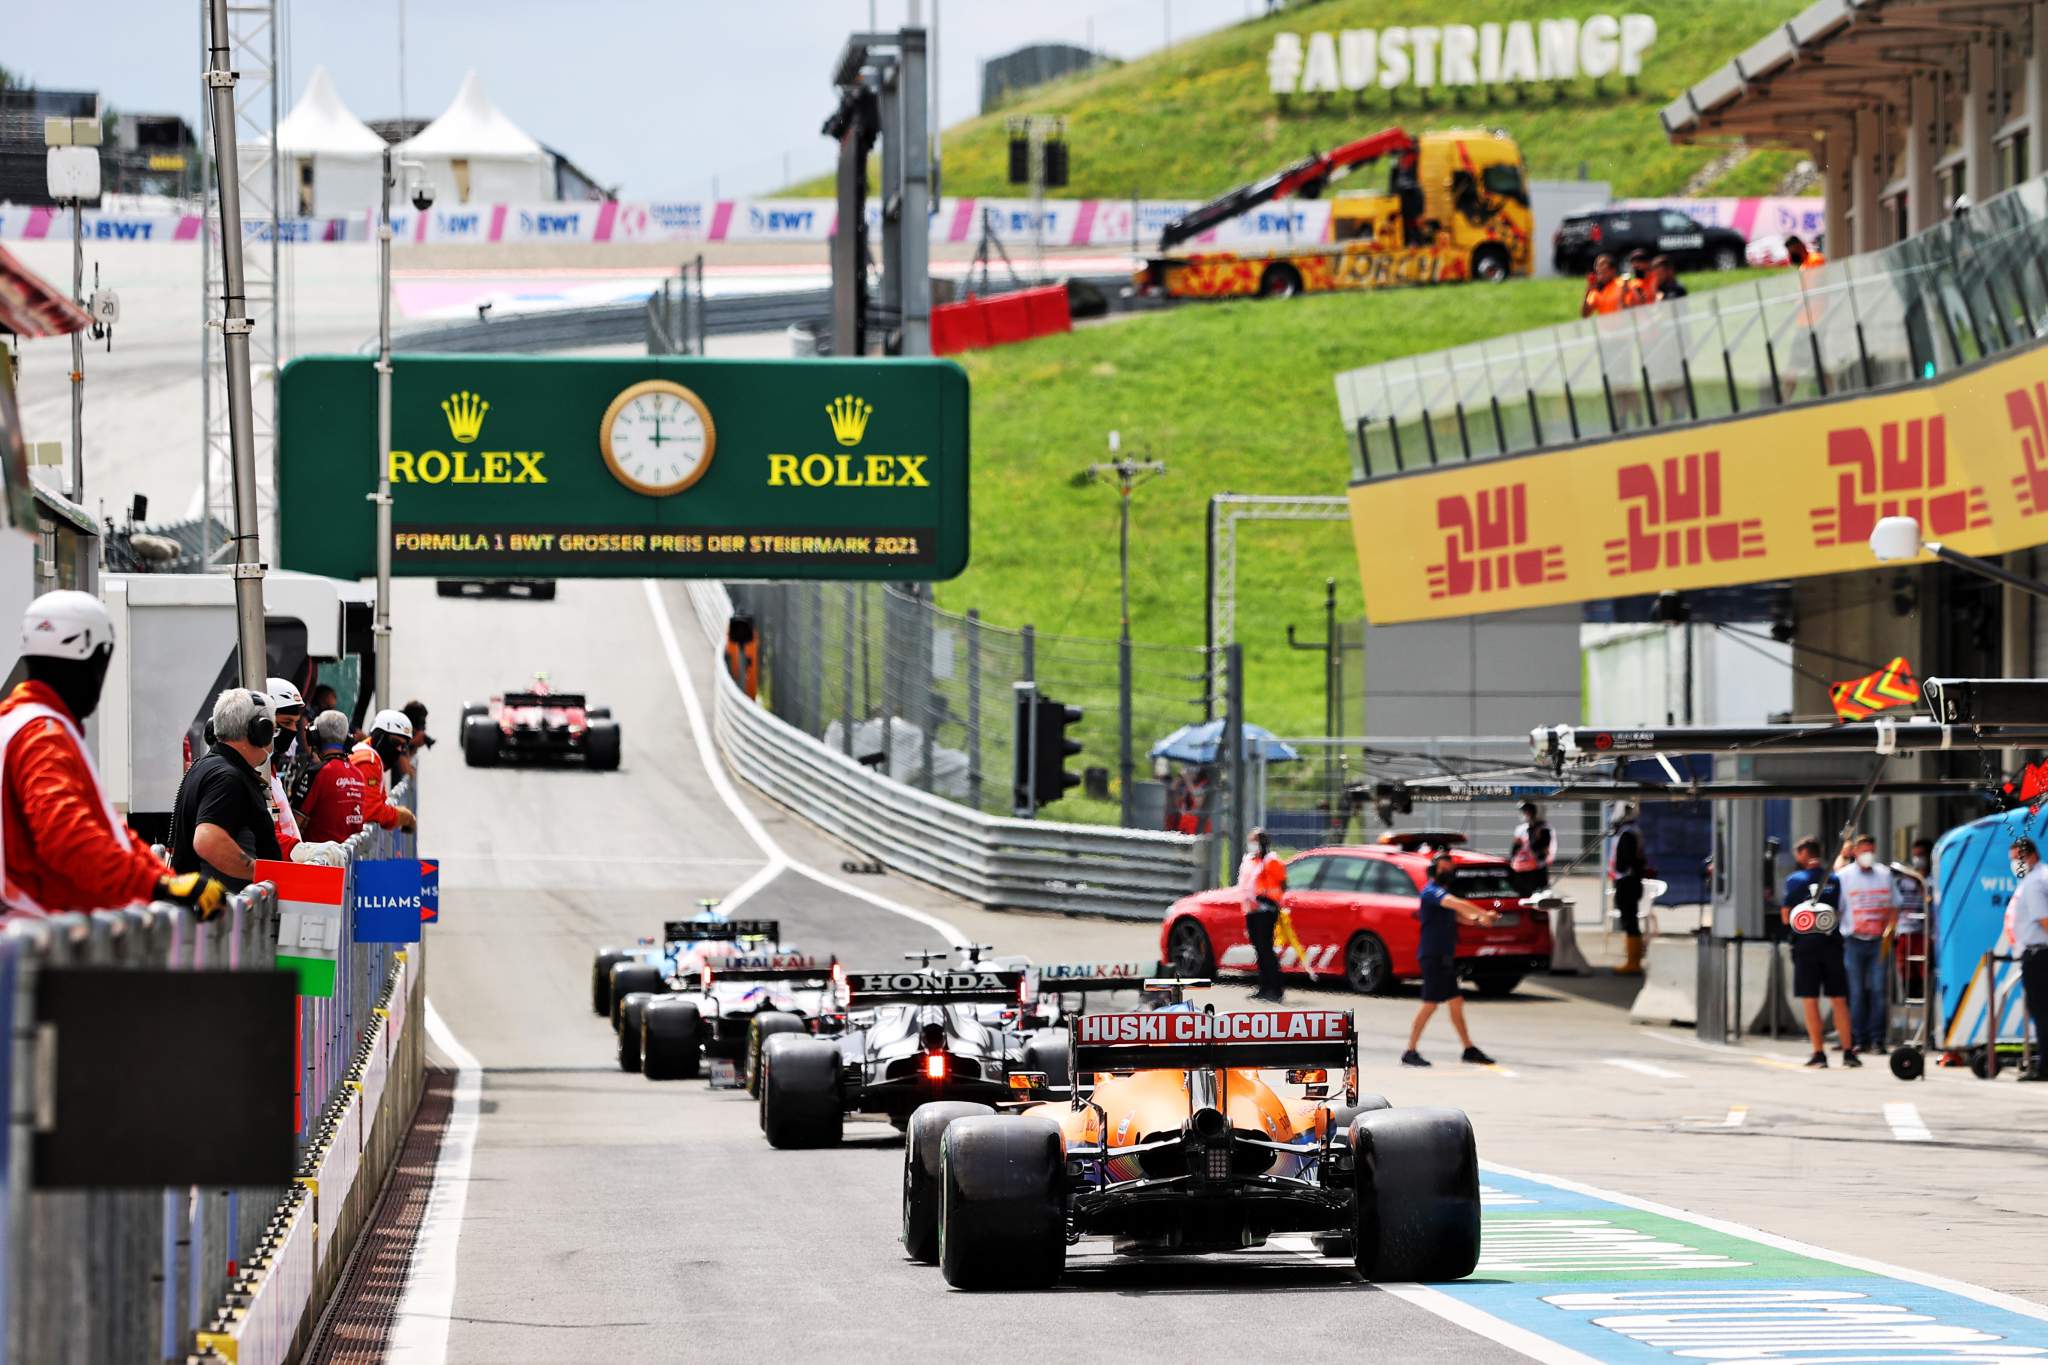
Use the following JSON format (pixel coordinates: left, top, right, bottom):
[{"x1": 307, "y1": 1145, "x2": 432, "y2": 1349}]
[
  {"x1": 2006, "y1": 837, "x2": 2048, "y2": 1082},
  {"x1": 1894, "y1": 837, "x2": 1933, "y2": 998},
  {"x1": 1236, "y1": 827, "x2": 1287, "y2": 1003},
  {"x1": 171, "y1": 690, "x2": 284, "y2": 891},
  {"x1": 298, "y1": 710, "x2": 366, "y2": 844},
  {"x1": 1508, "y1": 801, "x2": 1554, "y2": 897},
  {"x1": 1610, "y1": 801, "x2": 1648, "y2": 976},
  {"x1": 2, "y1": 592, "x2": 226, "y2": 920},
  {"x1": 1402, "y1": 848, "x2": 1500, "y2": 1067},
  {"x1": 1648, "y1": 255, "x2": 1688, "y2": 302},
  {"x1": 1833, "y1": 832, "x2": 1896, "y2": 1057},
  {"x1": 1784, "y1": 836, "x2": 1856, "y2": 1068},
  {"x1": 1580, "y1": 254, "x2": 1624, "y2": 317},
  {"x1": 1619, "y1": 248, "x2": 1656, "y2": 307},
  {"x1": 351, "y1": 709, "x2": 418, "y2": 833}
]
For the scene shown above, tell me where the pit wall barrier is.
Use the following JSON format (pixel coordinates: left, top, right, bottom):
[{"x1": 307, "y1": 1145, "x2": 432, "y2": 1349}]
[
  {"x1": 930, "y1": 284, "x2": 1071, "y2": 356},
  {"x1": 685, "y1": 583, "x2": 1208, "y2": 920},
  {"x1": 0, "y1": 787, "x2": 424, "y2": 1365}
]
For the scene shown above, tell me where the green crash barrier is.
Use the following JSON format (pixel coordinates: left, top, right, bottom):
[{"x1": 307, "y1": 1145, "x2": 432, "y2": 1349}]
[{"x1": 278, "y1": 354, "x2": 971, "y2": 582}]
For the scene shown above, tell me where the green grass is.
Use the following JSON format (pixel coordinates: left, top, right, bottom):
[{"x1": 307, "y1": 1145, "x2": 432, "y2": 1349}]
[
  {"x1": 940, "y1": 269, "x2": 1772, "y2": 759},
  {"x1": 787, "y1": 0, "x2": 1815, "y2": 201}
]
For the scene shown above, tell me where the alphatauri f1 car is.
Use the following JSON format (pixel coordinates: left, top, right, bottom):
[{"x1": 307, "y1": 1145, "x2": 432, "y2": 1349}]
[
  {"x1": 462, "y1": 675, "x2": 619, "y2": 770},
  {"x1": 595, "y1": 916, "x2": 778, "y2": 1049},
  {"x1": 899, "y1": 986, "x2": 1481, "y2": 1289}
]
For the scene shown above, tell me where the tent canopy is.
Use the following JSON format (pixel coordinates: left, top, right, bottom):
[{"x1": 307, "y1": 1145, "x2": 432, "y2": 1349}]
[
  {"x1": 273, "y1": 66, "x2": 384, "y2": 157},
  {"x1": 401, "y1": 70, "x2": 545, "y2": 159}
]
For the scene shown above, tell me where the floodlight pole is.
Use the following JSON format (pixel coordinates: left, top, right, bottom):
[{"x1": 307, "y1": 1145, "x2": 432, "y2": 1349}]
[
  {"x1": 374, "y1": 145, "x2": 396, "y2": 708},
  {"x1": 1087, "y1": 448, "x2": 1167, "y2": 826},
  {"x1": 204, "y1": 0, "x2": 268, "y2": 690}
]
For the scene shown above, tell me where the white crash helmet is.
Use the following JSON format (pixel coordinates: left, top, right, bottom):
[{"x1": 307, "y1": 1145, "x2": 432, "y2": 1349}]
[
  {"x1": 21, "y1": 590, "x2": 113, "y2": 661},
  {"x1": 368, "y1": 708, "x2": 414, "y2": 741},
  {"x1": 266, "y1": 677, "x2": 305, "y2": 712}
]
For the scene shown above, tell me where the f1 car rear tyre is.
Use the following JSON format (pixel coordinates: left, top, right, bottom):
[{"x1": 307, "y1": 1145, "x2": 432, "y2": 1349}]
[
  {"x1": 610, "y1": 963, "x2": 664, "y2": 1030},
  {"x1": 761, "y1": 1034, "x2": 843, "y2": 1149},
  {"x1": 532, "y1": 581, "x2": 557, "y2": 600},
  {"x1": 461, "y1": 702, "x2": 487, "y2": 723},
  {"x1": 592, "y1": 949, "x2": 629, "y2": 1015},
  {"x1": 1350, "y1": 1107, "x2": 1481, "y2": 1282},
  {"x1": 618, "y1": 993, "x2": 656, "y2": 1073},
  {"x1": 1468, "y1": 972, "x2": 1524, "y2": 999},
  {"x1": 1889, "y1": 1045, "x2": 1925, "y2": 1081},
  {"x1": 584, "y1": 706, "x2": 611, "y2": 721},
  {"x1": 462, "y1": 717, "x2": 499, "y2": 769},
  {"x1": 586, "y1": 721, "x2": 622, "y2": 772},
  {"x1": 642, "y1": 998, "x2": 702, "y2": 1080},
  {"x1": 1167, "y1": 920, "x2": 1215, "y2": 978},
  {"x1": 1311, "y1": 1096, "x2": 1393, "y2": 1256},
  {"x1": 436, "y1": 581, "x2": 461, "y2": 597},
  {"x1": 1020, "y1": 1031, "x2": 1071, "y2": 1090},
  {"x1": 902, "y1": 1101, "x2": 994, "y2": 1263},
  {"x1": 938, "y1": 1117, "x2": 1066, "y2": 1289},
  {"x1": 746, "y1": 1012, "x2": 805, "y2": 1097},
  {"x1": 1344, "y1": 933, "x2": 1394, "y2": 995}
]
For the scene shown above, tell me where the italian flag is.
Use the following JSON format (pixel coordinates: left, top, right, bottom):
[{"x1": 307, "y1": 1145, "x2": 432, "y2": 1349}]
[{"x1": 256, "y1": 859, "x2": 344, "y2": 998}]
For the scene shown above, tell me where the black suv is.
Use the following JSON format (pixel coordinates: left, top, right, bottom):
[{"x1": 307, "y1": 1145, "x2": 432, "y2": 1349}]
[{"x1": 1553, "y1": 207, "x2": 1747, "y2": 276}]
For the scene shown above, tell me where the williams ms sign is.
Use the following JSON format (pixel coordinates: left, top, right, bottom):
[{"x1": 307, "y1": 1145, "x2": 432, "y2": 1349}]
[{"x1": 1270, "y1": 15, "x2": 1657, "y2": 94}]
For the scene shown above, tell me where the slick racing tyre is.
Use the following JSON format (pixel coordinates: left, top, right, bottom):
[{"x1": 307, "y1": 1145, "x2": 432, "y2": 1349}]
[
  {"x1": 1350, "y1": 1107, "x2": 1481, "y2": 1282},
  {"x1": 760, "y1": 1034, "x2": 843, "y2": 1149},
  {"x1": 1312, "y1": 1096, "x2": 1392, "y2": 1257},
  {"x1": 1020, "y1": 1030, "x2": 1071, "y2": 1091},
  {"x1": 938, "y1": 1117, "x2": 1066, "y2": 1290},
  {"x1": 746, "y1": 1012, "x2": 805, "y2": 1098},
  {"x1": 642, "y1": 998, "x2": 702, "y2": 1080},
  {"x1": 902, "y1": 1102, "x2": 994, "y2": 1263},
  {"x1": 618, "y1": 992, "x2": 657, "y2": 1073},
  {"x1": 586, "y1": 722, "x2": 622, "y2": 772},
  {"x1": 592, "y1": 948, "x2": 629, "y2": 1016},
  {"x1": 462, "y1": 716, "x2": 499, "y2": 768},
  {"x1": 610, "y1": 963, "x2": 663, "y2": 1031}
]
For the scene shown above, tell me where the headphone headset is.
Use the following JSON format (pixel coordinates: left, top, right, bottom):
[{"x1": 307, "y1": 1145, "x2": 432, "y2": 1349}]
[{"x1": 243, "y1": 690, "x2": 276, "y2": 748}]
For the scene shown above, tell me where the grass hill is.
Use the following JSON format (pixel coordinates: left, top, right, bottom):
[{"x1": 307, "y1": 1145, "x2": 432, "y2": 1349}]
[{"x1": 790, "y1": 0, "x2": 1811, "y2": 202}]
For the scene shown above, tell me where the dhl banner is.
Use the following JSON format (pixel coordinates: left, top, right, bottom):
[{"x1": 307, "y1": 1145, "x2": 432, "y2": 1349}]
[{"x1": 1349, "y1": 340, "x2": 2048, "y2": 623}]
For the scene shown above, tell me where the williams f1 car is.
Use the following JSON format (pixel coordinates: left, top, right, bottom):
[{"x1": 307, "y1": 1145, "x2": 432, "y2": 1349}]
[
  {"x1": 595, "y1": 916, "x2": 778, "y2": 1045},
  {"x1": 900, "y1": 987, "x2": 1481, "y2": 1289},
  {"x1": 462, "y1": 674, "x2": 618, "y2": 770},
  {"x1": 638, "y1": 950, "x2": 843, "y2": 1082}
]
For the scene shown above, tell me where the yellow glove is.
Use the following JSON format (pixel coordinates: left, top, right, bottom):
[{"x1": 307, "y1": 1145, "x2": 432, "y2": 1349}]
[{"x1": 160, "y1": 872, "x2": 229, "y2": 923}]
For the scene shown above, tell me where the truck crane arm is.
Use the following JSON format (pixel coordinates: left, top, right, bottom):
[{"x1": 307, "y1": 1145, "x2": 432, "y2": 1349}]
[{"x1": 1155, "y1": 128, "x2": 1416, "y2": 252}]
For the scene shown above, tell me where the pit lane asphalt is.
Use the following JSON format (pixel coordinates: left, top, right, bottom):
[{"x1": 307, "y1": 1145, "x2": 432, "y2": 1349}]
[{"x1": 410, "y1": 579, "x2": 1514, "y2": 1364}]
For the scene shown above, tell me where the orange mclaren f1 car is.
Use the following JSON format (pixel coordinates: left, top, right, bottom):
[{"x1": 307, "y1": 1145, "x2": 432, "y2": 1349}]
[{"x1": 899, "y1": 986, "x2": 1481, "y2": 1289}]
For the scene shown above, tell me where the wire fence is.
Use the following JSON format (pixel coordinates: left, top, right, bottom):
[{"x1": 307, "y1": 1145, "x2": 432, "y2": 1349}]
[{"x1": 726, "y1": 581, "x2": 1211, "y2": 825}]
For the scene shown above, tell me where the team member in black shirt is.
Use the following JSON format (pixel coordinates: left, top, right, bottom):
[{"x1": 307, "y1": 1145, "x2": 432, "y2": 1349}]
[{"x1": 171, "y1": 689, "x2": 283, "y2": 891}]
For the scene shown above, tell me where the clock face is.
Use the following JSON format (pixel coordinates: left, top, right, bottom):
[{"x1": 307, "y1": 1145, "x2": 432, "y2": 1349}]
[{"x1": 599, "y1": 380, "x2": 717, "y2": 496}]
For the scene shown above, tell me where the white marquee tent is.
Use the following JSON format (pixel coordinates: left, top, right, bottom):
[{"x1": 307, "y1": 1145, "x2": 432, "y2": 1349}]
[
  {"x1": 251, "y1": 66, "x2": 385, "y2": 215},
  {"x1": 400, "y1": 70, "x2": 552, "y2": 204}
]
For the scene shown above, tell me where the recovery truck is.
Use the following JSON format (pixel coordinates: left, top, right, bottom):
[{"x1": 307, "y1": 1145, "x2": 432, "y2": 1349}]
[{"x1": 1134, "y1": 127, "x2": 1532, "y2": 300}]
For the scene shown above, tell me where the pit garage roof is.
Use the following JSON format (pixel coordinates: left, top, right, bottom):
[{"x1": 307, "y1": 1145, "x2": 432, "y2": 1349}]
[{"x1": 1661, "y1": 0, "x2": 2030, "y2": 144}]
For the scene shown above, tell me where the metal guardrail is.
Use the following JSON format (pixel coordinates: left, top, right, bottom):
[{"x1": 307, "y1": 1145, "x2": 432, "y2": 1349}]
[
  {"x1": 392, "y1": 289, "x2": 832, "y2": 354},
  {"x1": 689, "y1": 583, "x2": 1209, "y2": 919},
  {"x1": 2, "y1": 787, "x2": 425, "y2": 1365}
]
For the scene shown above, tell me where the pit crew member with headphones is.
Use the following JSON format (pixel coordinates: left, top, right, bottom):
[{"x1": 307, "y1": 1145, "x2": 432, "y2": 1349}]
[{"x1": 171, "y1": 689, "x2": 284, "y2": 891}]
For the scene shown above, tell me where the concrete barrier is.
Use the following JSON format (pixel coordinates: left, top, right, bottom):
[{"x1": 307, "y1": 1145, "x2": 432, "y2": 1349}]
[{"x1": 1631, "y1": 935, "x2": 1802, "y2": 1035}]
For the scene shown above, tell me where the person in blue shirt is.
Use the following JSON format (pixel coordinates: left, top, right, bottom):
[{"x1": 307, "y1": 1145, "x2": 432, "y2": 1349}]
[
  {"x1": 1402, "y1": 848, "x2": 1502, "y2": 1068},
  {"x1": 1782, "y1": 836, "x2": 1856, "y2": 1068}
]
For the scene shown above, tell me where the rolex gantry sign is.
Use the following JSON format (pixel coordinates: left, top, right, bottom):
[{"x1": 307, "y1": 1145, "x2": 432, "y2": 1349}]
[{"x1": 277, "y1": 356, "x2": 969, "y2": 581}]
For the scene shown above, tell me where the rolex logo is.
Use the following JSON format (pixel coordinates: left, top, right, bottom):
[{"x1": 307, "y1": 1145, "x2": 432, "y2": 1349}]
[
  {"x1": 441, "y1": 390, "x2": 489, "y2": 444},
  {"x1": 826, "y1": 394, "x2": 873, "y2": 448}
]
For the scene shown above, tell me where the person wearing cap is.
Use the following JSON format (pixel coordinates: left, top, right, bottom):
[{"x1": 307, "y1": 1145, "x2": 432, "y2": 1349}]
[
  {"x1": 1619, "y1": 248, "x2": 1656, "y2": 308},
  {"x1": 1235, "y1": 827, "x2": 1288, "y2": 1003},
  {"x1": 1, "y1": 592, "x2": 227, "y2": 919},
  {"x1": 169, "y1": 689, "x2": 284, "y2": 893},
  {"x1": 1403, "y1": 847, "x2": 1500, "y2": 1067},
  {"x1": 263, "y1": 678, "x2": 308, "y2": 851},
  {"x1": 350, "y1": 709, "x2": 417, "y2": 833},
  {"x1": 298, "y1": 710, "x2": 366, "y2": 844}
]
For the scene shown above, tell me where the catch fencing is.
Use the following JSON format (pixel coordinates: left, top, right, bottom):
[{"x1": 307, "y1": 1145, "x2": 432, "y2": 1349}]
[{"x1": 3, "y1": 793, "x2": 425, "y2": 1365}]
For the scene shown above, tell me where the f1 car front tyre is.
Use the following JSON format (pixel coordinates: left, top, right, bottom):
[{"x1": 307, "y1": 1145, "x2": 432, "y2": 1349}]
[
  {"x1": 760, "y1": 1034, "x2": 842, "y2": 1149},
  {"x1": 610, "y1": 963, "x2": 664, "y2": 1031},
  {"x1": 642, "y1": 998, "x2": 702, "y2": 1080},
  {"x1": 618, "y1": 992, "x2": 657, "y2": 1073},
  {"x1": 586, "y1": 721, "x2": 622, "y2": 772},
  {"x1": 592, "y1": 949, "x2": 629, "y2": 1016},
  {"x1": 1349, "y1": 1107, "x2": 1481, "y2": 1282},
  {"x1": 463, "y1": 717, "x2": 499, "y2": 768},
  {"x1": 746, "y1": 1012, "x2": 805, "y2": 1097},
  {"x1": 938, "y1": 1117, "x2": 1066, "y2": 1290},
  {"x1": 902, "y1": 1101, "x2": 994, "y2": 1263},
  {"x1": 1020, "y1": 1031, "x2": 1071, "y2": 1091}
]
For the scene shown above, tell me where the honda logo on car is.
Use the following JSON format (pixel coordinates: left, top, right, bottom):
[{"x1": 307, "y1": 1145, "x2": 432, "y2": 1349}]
[
  {"x1": 1075, "y1": 1011, "x2": 1348, "y2": 1045},
  {"x1": 852, "y1": 971, "x2": 1007, "y2": 993}
]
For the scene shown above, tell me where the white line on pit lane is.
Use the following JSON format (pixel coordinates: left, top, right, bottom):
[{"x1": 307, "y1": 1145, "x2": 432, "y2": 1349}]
[
  {"x1": 1883, "y1": 1101, "x2": 1933, "y2": 1141},
  {"x1": 1724, "y1": 1105, "x2": 1748, "y2": 1127},
  {"x1": 1604, "y1": 1058, "x2": 1685, "y2": 1080}
]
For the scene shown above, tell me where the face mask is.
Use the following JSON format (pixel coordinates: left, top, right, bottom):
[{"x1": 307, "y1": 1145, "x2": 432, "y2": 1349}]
[
  {"x1": 1912, "y1": 855, "x2": 1929, "y2": 872},
  {"x1": 273, "y1": 727, "x2": 296, "y2": 757},
  {"x1": 1855, "y1": 851, "x2": 1875, "y2": 870},
  {"x1": 2016, "y1": 859, "x2": 2032, "y2": 879}
]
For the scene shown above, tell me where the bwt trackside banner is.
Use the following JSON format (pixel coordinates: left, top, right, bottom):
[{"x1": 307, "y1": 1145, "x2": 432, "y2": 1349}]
[{"x1": 1074, "y1": 1011, "x2": 1350, "y2": 1045}]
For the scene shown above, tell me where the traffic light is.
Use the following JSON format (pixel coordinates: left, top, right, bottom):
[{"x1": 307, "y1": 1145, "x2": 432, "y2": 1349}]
[
  {"x1": 1042, "y1": 136, "x2": 1069, "y2": 188},
  {"x1": 1012, "y1": 688, "x2": 1084, "y2": 814},
  {"x1": 1008, "y1": 132, "x2": 1030, "y2": 186}
]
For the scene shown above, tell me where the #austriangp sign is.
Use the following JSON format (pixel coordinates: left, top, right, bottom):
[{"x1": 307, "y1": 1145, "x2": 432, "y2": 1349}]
[{"x1": 277, "y1": 355, "x2": 969, "y2": 580}]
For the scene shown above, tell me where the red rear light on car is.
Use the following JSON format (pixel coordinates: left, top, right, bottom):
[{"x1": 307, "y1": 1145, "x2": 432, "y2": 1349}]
[{"x1": 924, "y1": 1053, "x2": 948, "y2": 1081}]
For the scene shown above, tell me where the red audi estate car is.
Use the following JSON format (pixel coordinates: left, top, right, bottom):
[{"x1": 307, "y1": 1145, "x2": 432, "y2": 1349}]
[{"x1": 1159, "y1": 832, "x2": 1554, "y2": 996}]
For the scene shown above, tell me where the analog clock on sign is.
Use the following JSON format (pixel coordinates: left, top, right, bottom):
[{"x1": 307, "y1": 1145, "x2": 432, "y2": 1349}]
[{"x1": 599, "y1": 379, "x2": 716, "y2": 496}]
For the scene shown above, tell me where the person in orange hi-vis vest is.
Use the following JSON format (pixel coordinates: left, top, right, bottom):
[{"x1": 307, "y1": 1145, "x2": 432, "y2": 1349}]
[{"x1": 1236, "y1": 827, "x2": 1288, "y2": 1002}]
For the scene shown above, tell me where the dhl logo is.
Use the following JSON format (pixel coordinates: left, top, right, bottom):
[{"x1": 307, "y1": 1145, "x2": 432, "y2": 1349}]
[
  {"x1": 1604, "y1": 450, "x2": 1764, "y2": 577},
  {"x1": 1809, "y1": 415, "x2": 1989, "y2": 547},
  {"x1": 1426, "y1": 483, "x2": 1565, "y2": 600},
  {"x1": 2005, "y1": 381, "x2": 2048, "y2": 518}
]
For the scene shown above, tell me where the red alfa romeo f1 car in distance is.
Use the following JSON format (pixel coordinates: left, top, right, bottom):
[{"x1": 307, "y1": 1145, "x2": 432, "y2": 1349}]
[
  {"x1": 1161, "y1": 832, "x2": 1551, "y2": 996},
  {"x1": 461, "y1": 674, "x2": 620, "y2": 769},
  {"x1": 901, "y1": 993, "x2": 1481, "y2": 1289}
]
